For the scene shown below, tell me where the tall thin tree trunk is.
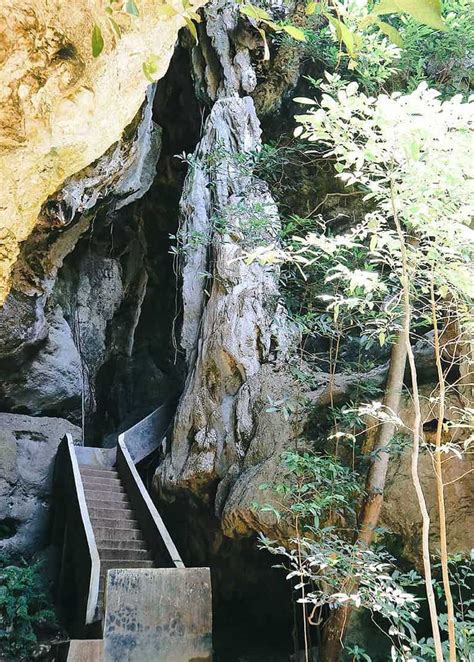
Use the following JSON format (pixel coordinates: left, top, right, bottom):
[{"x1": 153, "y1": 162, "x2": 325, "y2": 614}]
[
  {"x1": 319, "y1": 187, "x2": 444, "y2": 661},
  {"x1": 396, "y1": 215, "x2": 443, "y2": 661},
  {"x1": 319, "y1": 327, "x2": 408, "y2": 661},
  {"x1": 431, "y1": 279, "x2": 457, "y2": 662}
]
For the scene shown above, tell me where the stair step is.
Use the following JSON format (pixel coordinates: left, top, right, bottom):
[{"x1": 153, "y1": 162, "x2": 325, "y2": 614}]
[
  {"x1": 85, "y1": 495, "x2": 130, "y2": 509},
  {"x1": 82, "y1": 478, "x2": 124, "y2": 492},
  {"x1": 96, "y1": 539, "x2": 147, "y2": 551},
  {"x1": 89, "y1": 507, "x2": 135, "y2": 520},
  {"x1": 99, "y1": 559, "x2": 154, "y2": 578},
  {"x1": 85, "y1": 488, "x2": 128, "y2": 499},
  {"x1": 90, "y1": 516, "x2": 141, "y2": 530},
  {"x1": 94, "y1": 526, "x2": 144, "y2": 541},
  {"x1": 98, "y1": 547, "x2": 152, "y2": 561},
  {"x1": 80, "y1": 467, "x2": 119, "y2": 479}
]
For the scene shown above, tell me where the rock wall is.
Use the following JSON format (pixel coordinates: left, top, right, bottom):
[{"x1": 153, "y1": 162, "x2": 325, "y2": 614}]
[
  {"x1": 0, "y1": 0, "x2": 205, "y2": 303},
  {"x1": 0, "y1": 413, "x2": 81, "y2": 556},
  {"x1": 382, "y1": 388, "x2": 474, "y2": 562},
  {"x1": 154, "y1": 0, "x2": 304, "y2": 539},
  {"x1": 0, "y1": 89, "x2": 163, "y2": 428}
]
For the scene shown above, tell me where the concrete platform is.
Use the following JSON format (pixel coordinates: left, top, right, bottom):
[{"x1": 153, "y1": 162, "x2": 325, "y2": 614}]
[
  {"x1": 103, "y1": 567, "x2": 212, "y2": 661},
  {"x1": 66, "y1": 639, "x2": 104, "y2": 661}
]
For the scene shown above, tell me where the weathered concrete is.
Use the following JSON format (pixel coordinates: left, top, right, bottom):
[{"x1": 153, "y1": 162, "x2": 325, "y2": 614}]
[
  {"x1": 66, "y1": 639, "x2": 104, "y2": 662},
  {"x1": 103, "y1": 568, "x2": 212, "y2": 661}
]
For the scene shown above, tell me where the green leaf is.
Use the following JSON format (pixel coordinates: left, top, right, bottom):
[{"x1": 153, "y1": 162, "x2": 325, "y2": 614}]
[
  {"x1": 184, "y1": 16, "x2": 198, "y2": 44},
  {"x1": 325, "y1": 13, "x2": 356, "y2": 57},
  {"x1": 240, "y1": 4, "x2": 271, "y2": 21},
  {"x1": 305, "y1": 1, "x2": 317, "y2": 16},
  {"x1": 282, "y1": 25, "x2": 307, "y2": 42},
  {"x1": 375, "y1": 19, "x2": 404, "y2": 46},
  {"x1": 371, "y1": 0, "x2": 403, "y2": 15},
  {"x1": 125, "y1": 0, "x2": 140, "y2": 17},
  {"x1": 371, "y1": 0, "x2": 445, "y2": 31},
  {"x1": 187, "y1": 10, "x2": 201, "y2": 22},
  {"x1": 142, "y1": 55, "x2": 158, "y2": 82},
  {"x1": 257, "y1": 27, "x2": 270, "y2": 60},
  {"x1": 107, "y1": 16, "x2": 122, "y2": 39},
  {"x1": 156, "y1": 4, "x2": 178, "y2": 18},
  {"x1": 91, "y1": 24, "x2": 104, "y2": 57}
]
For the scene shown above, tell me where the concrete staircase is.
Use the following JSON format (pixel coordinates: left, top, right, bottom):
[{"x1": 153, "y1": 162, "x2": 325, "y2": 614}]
[
  {"x1": 54, "y1": 421, "x2": 213, "y2": 661},
  {"x1": 80, "y1": 466, "x2": 154, "y2": 616}
]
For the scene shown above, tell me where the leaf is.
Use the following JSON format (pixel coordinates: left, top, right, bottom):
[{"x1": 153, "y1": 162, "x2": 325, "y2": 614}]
[
  {"x1": 283, "y1": 25, "x2": 307, "y2": 42},
  {"x1": 156, "y1": 4, "x2": 178, "y2": 18},
  {"x1": 91, "y1": 24, "x2": 104, "y2": 57},
  {"x1": 257, "y1": 27, "x2": 270, "y2": 60},
  {"x1": 240, "y1": 4, "x2": 271, "y2": 21},
  {"x1": 125, "y1": 0, "x2": 140, "y2": 17},
  {"x1": 142, "y1": 55, "x2": 158, "y2": 82},
  {"x1": 185, "y1": 16, "x2": 198, "y2": 44},
  {"x1": 375, "y1": 20, "x2": 404, "y2": 47},
  {"x1": 305, "y1": 1, "x2": 317, "y2": 16},
  {"x1": 371, "y1": 0, "x2": 403, "y2": 15},
  {"x1": 187, "y1": 10, "x2": 201, "y2": 22},
  {"x1": 325, "y1": 14, "x2": 356, "y2": 57},
  {"x1": 107, "y1": 16, "x2": 122, "y2": 39},
  {"x1": 371, "y1": 0, "x2": 445, "y2": 31},
  {"x1": 293, "y1": 97, "x2": 315, "y2": 105}
]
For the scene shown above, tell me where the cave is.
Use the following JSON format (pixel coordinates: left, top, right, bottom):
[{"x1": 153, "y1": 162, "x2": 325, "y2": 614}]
[
  {"x1": 1, "y1": 2, "x2": 472, "y2": 661},
  {"x1": 35, "y1": 41, "x2": 297, "y2": 660}
]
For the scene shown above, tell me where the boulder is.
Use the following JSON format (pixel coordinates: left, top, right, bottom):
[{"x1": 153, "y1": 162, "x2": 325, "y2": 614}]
[
  {"x1": 0, "y1": 306, "x2": 82, "y2": 416},
  {"x1": 0, "y1": 413, "x2": 81, "y2": 557},
  {"x1": 382, "y1": 387, "x2": 474, "y2": 561}
]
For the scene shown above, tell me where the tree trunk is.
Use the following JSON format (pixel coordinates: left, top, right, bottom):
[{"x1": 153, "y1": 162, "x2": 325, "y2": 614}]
[
  {"x1": 319, "y1": 326, "x2": 408, "y2": 661},
  {"x1": 431, "y1": 279, "x2": 457, "y2": 662}
]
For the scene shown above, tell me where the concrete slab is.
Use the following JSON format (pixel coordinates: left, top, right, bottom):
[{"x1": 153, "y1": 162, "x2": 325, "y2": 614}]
[
  {"x1": 103, "y1": 567, "x2": 212, "y2": 662},
  {"x1": 66, "y1": 639, "x2": 104, "y2": 662}
]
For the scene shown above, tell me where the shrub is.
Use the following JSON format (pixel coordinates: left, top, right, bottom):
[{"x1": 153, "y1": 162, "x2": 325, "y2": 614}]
[{"x1": 0, "y1": 557, "x2": 57, "y2": 661}]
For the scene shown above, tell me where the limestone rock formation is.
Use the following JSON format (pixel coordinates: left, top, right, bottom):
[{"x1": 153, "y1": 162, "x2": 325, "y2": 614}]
[
  {"x1": 0, "y1": 86, "x2": 163, "y2": 424},
  {"x1": 0, "y1": 0, "x2": 204, "y2": 303},
  {"x1": 0, "y1": 413, "x2": 81, "y2": 556},
  {"x1": 154, "y1": 11, "x2": 302, "y2": 535},
  {"x1": 382, "y1": 388, "x2": 474, "y2": 561}
]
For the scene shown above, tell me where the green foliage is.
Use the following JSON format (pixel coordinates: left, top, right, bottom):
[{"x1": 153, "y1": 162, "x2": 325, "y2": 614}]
[
  {"x1": 261, "y1": 0, "x2": 470, "y2": 97},
  {"x1": 371, "y1": 0, "x2": 445, "y2": 31},
  {"x1": 91, "y1": 24, "x2": 104, "y2": 58},
  {"x1": 256, "y1": 452, "x2": 422, "y2": 656},
  {"x1": 240, "y1": 0, "x2": 445, "y2": 63},
  {"x1": 257, "y1": 450, "x2": 361, "y2": 529},
  {"x1": 0, "y1": 558, "x2": 57, "y2": 660},
  {"x1": 397, "y1": 0, "x2": 474, "y2": 97},
  {"x1": 247, "y1": 68, "x2": 473, "y2": 659}
]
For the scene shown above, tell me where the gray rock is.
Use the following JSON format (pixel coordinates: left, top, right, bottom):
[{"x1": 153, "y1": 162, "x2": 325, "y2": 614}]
[
  {"x1": 0, "y1": 413, "x2": 81, "y2": 557},
  {"x1": 48, "y1": 87, "x2": 161, "y2": 222},
  {"x1": 0, "y1": 306, "x2": 83, "y2": 416},
  {"x1": 155, "y1": 96, "x2": 300, "y2": 533},
  {"x1": 0, "y1": 290, "x2": 47, "y2": 366}
]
